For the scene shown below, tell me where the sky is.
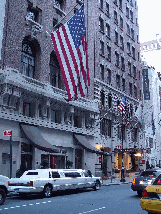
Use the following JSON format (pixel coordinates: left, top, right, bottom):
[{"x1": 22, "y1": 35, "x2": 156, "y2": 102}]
[{"x1": 137, "y1": 0, "x2": 161, "y2": 43}]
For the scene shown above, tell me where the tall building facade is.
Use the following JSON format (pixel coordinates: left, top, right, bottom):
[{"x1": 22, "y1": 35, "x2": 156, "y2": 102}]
[{"x1": 0, "y1": 0, "x2": 143, "y2": 178}]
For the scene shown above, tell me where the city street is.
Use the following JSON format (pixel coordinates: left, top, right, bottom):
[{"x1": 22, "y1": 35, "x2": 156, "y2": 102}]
[{"x1": 0, "y1": 184, "x2": 147, "y2": 214}]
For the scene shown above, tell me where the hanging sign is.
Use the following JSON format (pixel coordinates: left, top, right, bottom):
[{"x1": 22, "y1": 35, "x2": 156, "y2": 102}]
[{"x1": 3, "y1": 130, "x2": 12, "y2": 136}]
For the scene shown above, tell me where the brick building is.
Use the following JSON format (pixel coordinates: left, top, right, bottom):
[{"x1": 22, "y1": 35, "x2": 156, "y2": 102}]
[{"x1": 0, "y1": 0, "x2": 143, "y2": 178}]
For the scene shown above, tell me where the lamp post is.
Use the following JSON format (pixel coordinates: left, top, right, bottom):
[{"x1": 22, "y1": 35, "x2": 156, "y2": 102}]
[{"x1": 120, "y1": 112, "x2": 126, "y2": 182}]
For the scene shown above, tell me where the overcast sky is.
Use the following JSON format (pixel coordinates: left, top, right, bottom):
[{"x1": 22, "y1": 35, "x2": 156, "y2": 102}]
[{"x1": 137, "y1": 0, "x2": 161, "y2": 43}]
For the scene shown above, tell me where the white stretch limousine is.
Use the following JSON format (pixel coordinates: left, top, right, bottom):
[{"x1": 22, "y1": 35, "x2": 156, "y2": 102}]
[{"x1": 8, "y1": 169, "x2": 101, "y2": 197}]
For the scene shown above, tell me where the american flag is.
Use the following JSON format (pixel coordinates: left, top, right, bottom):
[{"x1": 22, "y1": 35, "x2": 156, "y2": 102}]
[
  {"x1": 118, "y1": 96, "x2": 130, "y2": 126},
  {"x1": 118, "y1": 96, "x2": 127, "y2": 116},
  {"x1": 51, "y1": 5, "x2": 90, "y2": 100}
]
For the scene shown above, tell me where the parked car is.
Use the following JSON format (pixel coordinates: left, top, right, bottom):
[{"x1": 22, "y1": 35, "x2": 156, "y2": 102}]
[
  {"x1": 140, "y1": 173, "x2": 161, "y2": 214},
  {"x1": 0, "y1": 175, "x2": 9, "y2": 205},
  {"x1": 131, "y1": 168, "x2": 161, "y2": 196},
  {"x1": 8, "y1": 169, "x2": 101, "y2": 198}
]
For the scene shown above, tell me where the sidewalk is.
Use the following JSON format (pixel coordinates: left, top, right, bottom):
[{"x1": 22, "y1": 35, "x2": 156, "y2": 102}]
[
  {"x1": 101, "y1": 172, "x2": 135, "y2": 186},
  {"x1": 101, "y1": 177, "x2": 133, "y2": 186}
]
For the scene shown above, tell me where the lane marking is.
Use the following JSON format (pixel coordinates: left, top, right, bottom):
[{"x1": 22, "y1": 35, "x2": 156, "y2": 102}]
[
  {"x1": 79, "y1": 207, "x2": 106, "y2": 214},
  {"x1": 22, "y1": 205, "x2": 27, "y2": 206},
  {"x1": 16, "y1": 206, "x2": 20, "y2": 208},
  {"x1": 36, "y1": 203, "x2": 40, "y2": 204},
  {"x1": 29, "y1": 204, "x2": 33, "y2": 206}
]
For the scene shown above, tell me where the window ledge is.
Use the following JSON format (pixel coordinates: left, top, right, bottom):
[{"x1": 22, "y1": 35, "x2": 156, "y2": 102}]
[
  {"x1": 106, "y1": 35, "x2": 111, "y2": 40},
  {"x1": 53, "y1": 4, "x2": 66, "y2": 16},
  {"x1": 99, "y1": 30, "x2": 105, "y2": 35},
  {"x1": 26, "y1": 16, "x2": 43, "y2": 31},
  {"x1": 100, "y1": 54, "x2": 105, "y2": 58}
]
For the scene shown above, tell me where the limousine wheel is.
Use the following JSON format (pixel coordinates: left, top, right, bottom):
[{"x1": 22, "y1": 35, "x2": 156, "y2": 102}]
[
  {"x1": 93, "y1": 181, "x2": 100, "y2": 191},
  {"x1": 44, "y1": 185, "x2": 52, "y2": 198},
  {"x1": 0, "y1": 189, "x2": 6, "y2": 205}
]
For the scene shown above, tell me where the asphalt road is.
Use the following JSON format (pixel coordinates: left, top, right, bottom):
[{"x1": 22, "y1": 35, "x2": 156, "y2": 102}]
[{"x1": 0, "y1": 184, "x2": 147, "y2": 214}]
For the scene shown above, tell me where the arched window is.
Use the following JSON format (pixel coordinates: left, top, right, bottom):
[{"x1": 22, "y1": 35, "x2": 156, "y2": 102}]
[
  {"x1": 21, "y1": 42, "x2": 35, "y2": 78},
  {"x1": 49, "y1": 52, "x2": 61, "y2": 88}
]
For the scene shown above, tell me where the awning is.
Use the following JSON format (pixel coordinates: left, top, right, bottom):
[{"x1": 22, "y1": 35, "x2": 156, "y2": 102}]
[
  {"x1": 20, "y1": 123, "x2": 60, "y2": 153},
  {"x1": 74, "y1": 134, "x2": 108, "y2": 156}
]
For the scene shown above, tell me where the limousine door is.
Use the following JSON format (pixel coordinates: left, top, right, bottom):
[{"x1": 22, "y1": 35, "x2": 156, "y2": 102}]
[
  {"x1": 50, "y1": 171, "x2": 65, "y2": 191},
  {"x1": 84, "y1": 171, "x2": 94, "y2": 188}
]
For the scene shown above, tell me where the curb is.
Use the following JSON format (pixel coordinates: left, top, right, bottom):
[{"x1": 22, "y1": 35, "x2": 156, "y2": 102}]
[{"x1": 102, "y1": 181, "x2": 131, "y2": 186}]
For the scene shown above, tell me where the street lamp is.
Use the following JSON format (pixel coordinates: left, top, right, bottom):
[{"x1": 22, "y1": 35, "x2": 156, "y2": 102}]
[{"x1": 120, "y1": 113, "x2": 126, "y2": 182}]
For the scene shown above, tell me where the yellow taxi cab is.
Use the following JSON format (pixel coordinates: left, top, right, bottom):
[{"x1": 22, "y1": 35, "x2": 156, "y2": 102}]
[{"x1": 140, "y1": 173, "x2": 161, "y2": 214}]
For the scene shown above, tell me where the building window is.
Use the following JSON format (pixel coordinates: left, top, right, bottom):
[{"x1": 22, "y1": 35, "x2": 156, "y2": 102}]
[
  {"x1": 106, "y1": 3, "x2": 110, "y2": 16},
  {"x1": 51, "y1": 109, "x2": 61, "y2": 123},
  {"x1": 130, "y1": 103, "x2": 133, "y2": 117},
  {"x1": 120, "y1": 35, "x2": 124, "y2": 50},
  {"x1": 137, "y1": 35, "x2": 139, "y2": 43},
  {"x1": 100, "y1": 64, "x2": 104, "y2": 80},
  {"x1": 140, "y1": 89, "x2": 141, "y2": 100},
  {"x1": 126, "y1": 6, "x2": 129, "y2": 18},
  {"x1": 115, "y1": 33, "x2": 119, "y2": 46},
  {"x1": 118, "y1": 125, "x2": 125, "y2": 140},
  {"x1": 122, "y1": 78, "x2": 125, "y2": 91},
  {"x1": 74, "y1": 114, "x2": 82, "y2": 128},
  {"x1": 127, "y1": 42, "x2": 131, "y2": 55},
  {"x1": 138, "y1": 70, "x2": 140, "y2": 80},
  {"x1": 100, "y1": 41, "x2": 104, "y2": 55},
  {"x1": 119, "y1": 0, "x2": 122, "y2": 9},
  {"x1": 128, "y1": 61, "x2": 131, "y2": 74},
  {"x1": 100, "y1": 119, "x2": 111, "y2": 138},
  {"x1": 108, "y1": 94, "x2": 112, "y2": 108},
  {"x1": 121, "y1": 56, "x2": 125, "y2": 71},
  {"x1": 127, "y1": 24, "x2": 130, "y2": 35},
  {"x1": 114, "y1": 11, "x2": 118, "y2": 24},
  {"x1": 133, "y1": 65, "x2": 136, "y2": 78},
  {"x1": 27, "y1": 4, "x2": 39, "y2": 23},
  {"x1": 107, "y1": 45, "x2": 111, "y2": 61},
  {"x1": 116, "y1": 74, "x2": 120, "y2": 88},
  {"x1": 138, "y1": 52, "x2": 140, "y2": 61},
  {"x1": 115, "y1": 31, "x2": 118, "y2": 44},
  {"x1": 115, "y1": 52, "x2": 119, "y2": 67},
  {"x1": 21, "y1": 42, "x2": 35, "y2": 78},
  {"x1": 134, "y1": 85, "x2": 137, "y2": 98},
  {"x1": 99, "y1": 17, "x2": 104, "y2": 33},
  {"x1": 129, "y1": 82, "x2": 132, "y2": 95},
  {"x1": 120, "y1": 16, "x2": 123, "y2": 29},
  {"x1": 100, "y1": 91, "x2": 105, "y2": 106},
  {"x1": 49, "y1": 52, "x2": 61, "y2": 88},
  {"x1": 106, "y1": 23, "x2": 110, "y2": 37},
  {"x1": 107, "y1": 69, "x2": 111, "y2": 84},
  {"x1": 113, "y1": 0, "x2": 117, "y2": 6},
  {"x1": 136, "y1": 18, "x2": 138, "y2": 26},
  {"x1": 130, "y1": 10, "x2": 133, "y2": 22},
  {"x1": 132, "y1": 46, "x2": 135, "y2": 59},
  {"x1": 131, "y1": 28, "x2": 134, "y2": 40},
  {"x1": 23, "y1": 103, "x2": 31, "y2": 117},
  {"x1": 99, "y1": 0, "x2": 103, "y2": 9}
]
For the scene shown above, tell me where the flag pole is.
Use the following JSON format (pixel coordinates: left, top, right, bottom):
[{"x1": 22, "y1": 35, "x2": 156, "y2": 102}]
[
  {"x1": 53, "y1": 2, "x2": 83, "y2": 29},
  {"x1": 120, "y1": 106, "x2": 126, "y2": 182}
]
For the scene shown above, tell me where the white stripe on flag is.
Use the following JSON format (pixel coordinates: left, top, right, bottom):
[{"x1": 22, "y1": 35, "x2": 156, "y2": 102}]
[
  {"x1": 53, "y1": 31, "x2": 75, "y2": 98},
  {"x1": 59, "y1": 27, "x2": 78, "y2": 88}
]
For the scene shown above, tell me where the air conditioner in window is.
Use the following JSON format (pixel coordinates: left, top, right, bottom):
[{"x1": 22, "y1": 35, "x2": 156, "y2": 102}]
[
  {"x1": 54, "y1": 0, "x2": 61, "y2": 8},
  {"x1": 27, "y1": 11, "x2": 35, "y2": 20}
]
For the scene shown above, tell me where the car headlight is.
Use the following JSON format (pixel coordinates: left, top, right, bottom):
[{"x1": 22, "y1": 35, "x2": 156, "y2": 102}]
[
  {"x1": 148, "y1": 180, "x2": 152, "y2": 185},
  {"x1": 139, "y1": 181, "x2": 144, "y2": 185}
]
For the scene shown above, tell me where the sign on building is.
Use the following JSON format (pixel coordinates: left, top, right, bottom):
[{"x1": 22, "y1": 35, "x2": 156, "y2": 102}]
[{"x1": 142, "y1": 68, "x2": 150, "y2": 100}]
